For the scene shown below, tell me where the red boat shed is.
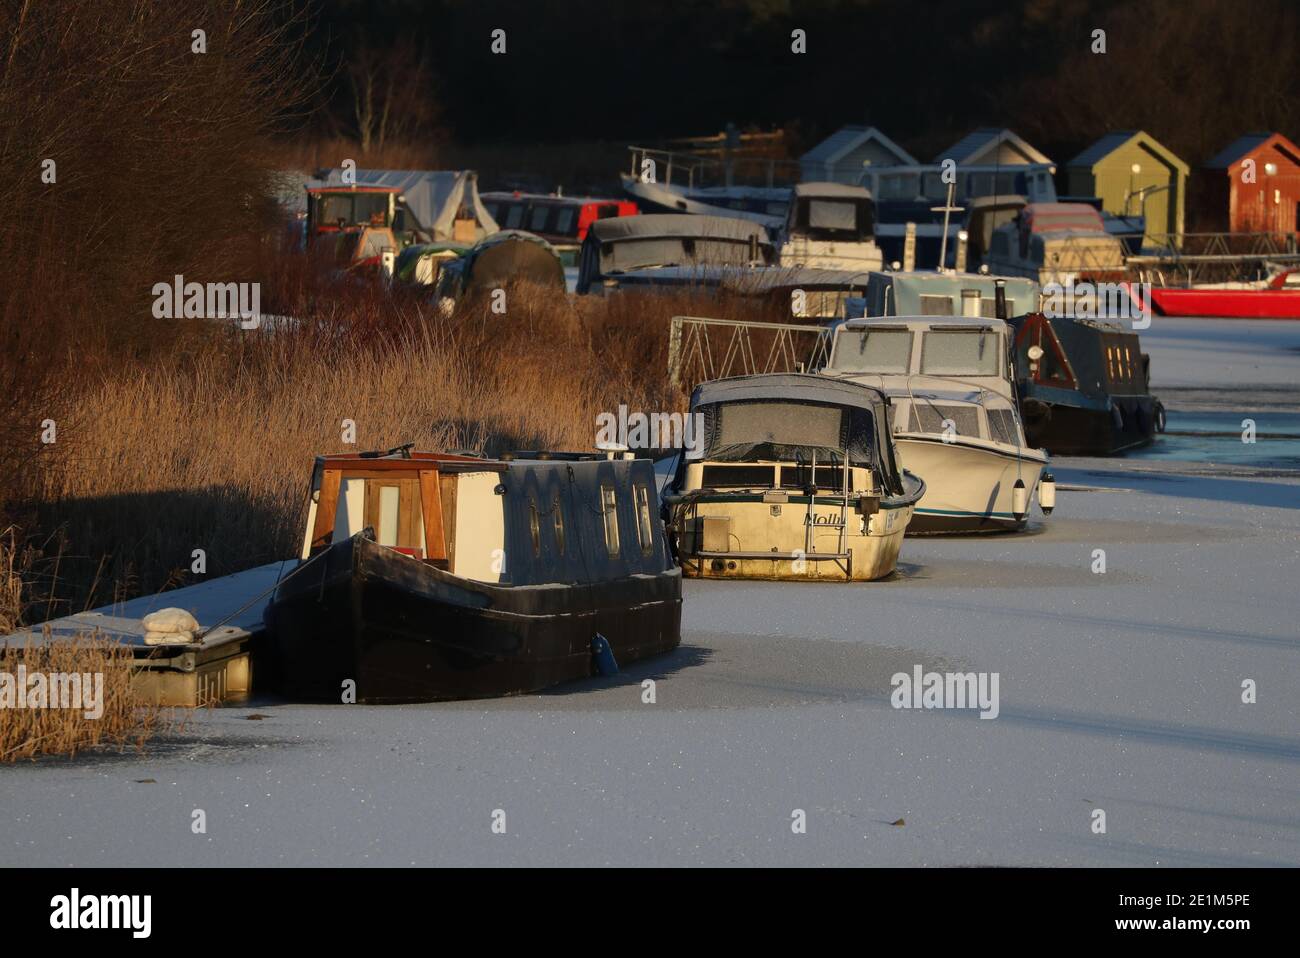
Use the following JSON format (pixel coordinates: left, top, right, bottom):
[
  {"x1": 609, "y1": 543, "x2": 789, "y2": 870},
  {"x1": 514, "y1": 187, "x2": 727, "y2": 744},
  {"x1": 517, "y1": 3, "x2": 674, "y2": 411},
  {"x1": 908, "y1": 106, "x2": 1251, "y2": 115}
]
[{"x1": 1202, "y1": 132, "x2": 1300, "y2": 235}]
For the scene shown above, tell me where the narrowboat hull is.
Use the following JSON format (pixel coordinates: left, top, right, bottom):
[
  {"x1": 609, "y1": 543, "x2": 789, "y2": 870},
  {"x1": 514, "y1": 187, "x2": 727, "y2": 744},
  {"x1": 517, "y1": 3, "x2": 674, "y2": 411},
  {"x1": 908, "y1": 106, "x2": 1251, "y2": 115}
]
[
  {"x1": 266, "y1": 533, "x2": 682, "y2": 703},
  {"x1": 1021, "y1": 393, "x2": 1160, "y2": 455},
  {"x1": 894, "y1": 435, "x2": 1047, "y2": 533}
]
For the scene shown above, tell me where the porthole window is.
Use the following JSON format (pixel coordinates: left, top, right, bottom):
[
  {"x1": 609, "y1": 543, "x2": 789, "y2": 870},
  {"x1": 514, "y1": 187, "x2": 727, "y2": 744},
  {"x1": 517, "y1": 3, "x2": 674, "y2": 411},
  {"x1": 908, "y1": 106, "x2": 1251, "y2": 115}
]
[
  {"x1": 634, "y1": 485, "x2": 654, "y2": 555},
  {"x1": 553, "y1": 497, "x2": 566, "y2": 555},
  {"x1": 600, "y1": 485, "x2": 620, "y2": 557}
]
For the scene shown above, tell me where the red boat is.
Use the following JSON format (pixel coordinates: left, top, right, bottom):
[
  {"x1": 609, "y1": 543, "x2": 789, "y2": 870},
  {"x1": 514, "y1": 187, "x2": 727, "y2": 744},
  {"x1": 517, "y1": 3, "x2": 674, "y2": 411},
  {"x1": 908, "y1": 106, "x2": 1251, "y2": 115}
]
[{"x1": 1149, "y1": 269, "x2": 1300, "y2": 319}]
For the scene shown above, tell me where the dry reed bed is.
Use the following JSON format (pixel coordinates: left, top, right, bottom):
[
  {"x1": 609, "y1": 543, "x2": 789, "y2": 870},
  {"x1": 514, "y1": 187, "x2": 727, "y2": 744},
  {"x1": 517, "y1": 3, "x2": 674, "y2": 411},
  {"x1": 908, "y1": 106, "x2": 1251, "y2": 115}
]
[
  {"x1": 0, "y1": 636, "x2": 162, "y2": 763},
  {"x1": 19, "y1": 284, "x2": 773, "y2": 614}
]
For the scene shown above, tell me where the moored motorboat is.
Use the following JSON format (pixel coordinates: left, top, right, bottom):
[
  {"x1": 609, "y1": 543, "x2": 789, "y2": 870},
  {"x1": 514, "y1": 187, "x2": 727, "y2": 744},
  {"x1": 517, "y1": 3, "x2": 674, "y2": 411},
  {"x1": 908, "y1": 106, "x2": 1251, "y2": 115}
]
[
  {"x1": 1147, "y1": 269, "x2": 1300, "y2": 319},
  {"x1": 663, "y1": 373, "x2": 924, "y2": 580},
  {"x1": 266, "y1": 447, "x2": 681, "y2": 703},
  {"x1": 821, "y1": 315, "x2": 1053, "y2": 533}
]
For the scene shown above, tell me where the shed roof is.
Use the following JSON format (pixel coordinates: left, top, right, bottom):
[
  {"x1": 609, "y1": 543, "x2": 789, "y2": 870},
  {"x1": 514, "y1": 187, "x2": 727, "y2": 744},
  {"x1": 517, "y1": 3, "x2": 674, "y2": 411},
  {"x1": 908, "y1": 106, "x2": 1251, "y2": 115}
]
[
  {"x1": 1068, "y1": 131, "x2": 1190, "y2": 174},
  {"x1": 800, "y1": 125, "x2": 918, "y2": 167},
  {"x1": 1205, "y1": 132, "x2": 1300, "y2": 169},
  {"x1": 936, "y1": 128, "x2": 1051, "y2": 165}
]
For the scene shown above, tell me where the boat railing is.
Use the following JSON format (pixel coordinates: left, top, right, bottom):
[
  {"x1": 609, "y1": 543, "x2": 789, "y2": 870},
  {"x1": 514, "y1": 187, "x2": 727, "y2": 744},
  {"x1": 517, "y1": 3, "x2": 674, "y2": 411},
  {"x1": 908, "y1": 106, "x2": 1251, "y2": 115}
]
[
  {"x1": 1126, "y1": 231, "x2": 1300, "y2": 285},
  {"x1": 627, "y1": 145, "x2": 800, "y2": 190},
  {"x1": 667, "y1": 315, "x2": 833, "y2": 389}
]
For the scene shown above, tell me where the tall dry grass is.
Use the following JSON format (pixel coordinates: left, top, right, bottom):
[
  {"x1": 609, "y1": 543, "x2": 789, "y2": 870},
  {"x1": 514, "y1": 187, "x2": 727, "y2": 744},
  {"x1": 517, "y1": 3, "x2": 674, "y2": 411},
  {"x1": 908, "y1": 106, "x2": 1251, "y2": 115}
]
[
  {"x1": 0, "y1": 636, "x2": 161, "y2": 762},
  {"x1": 16, "y1": 278, "x2": 783, "y2": 616}
]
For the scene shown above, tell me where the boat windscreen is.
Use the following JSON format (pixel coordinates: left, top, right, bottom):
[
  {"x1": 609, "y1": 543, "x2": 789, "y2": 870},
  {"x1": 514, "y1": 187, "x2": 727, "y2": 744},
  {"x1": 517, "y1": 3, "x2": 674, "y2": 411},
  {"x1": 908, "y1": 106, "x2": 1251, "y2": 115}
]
[
  {"x1": 920, "y1": 329, "x2": 999, "y2": 376},
  {"x1": 703, "y1": 400, "x2": 874, "y2": 465},
  {"x1": 831, "y1": 328, "x2": 912, "y2": 374}
]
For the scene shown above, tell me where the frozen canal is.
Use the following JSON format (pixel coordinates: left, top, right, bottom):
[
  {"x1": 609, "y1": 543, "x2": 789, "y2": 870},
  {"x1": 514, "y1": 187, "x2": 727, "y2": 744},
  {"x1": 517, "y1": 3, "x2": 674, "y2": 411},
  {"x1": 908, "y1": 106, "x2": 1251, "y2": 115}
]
[{"x1": 3, "y1": 319, "x2": 1298, "y2": 867}]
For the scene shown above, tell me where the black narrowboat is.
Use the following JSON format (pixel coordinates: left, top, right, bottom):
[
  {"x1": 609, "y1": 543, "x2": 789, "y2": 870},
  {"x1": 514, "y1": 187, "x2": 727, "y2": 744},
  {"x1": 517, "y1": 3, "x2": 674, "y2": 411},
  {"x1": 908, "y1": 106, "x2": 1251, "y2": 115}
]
[
  {"x1": 266, "y1": 448, "x2": 681, "y2": 703},
  {"x1": 1008, "y1": 313, "x2": 1165, "y2": 455}
]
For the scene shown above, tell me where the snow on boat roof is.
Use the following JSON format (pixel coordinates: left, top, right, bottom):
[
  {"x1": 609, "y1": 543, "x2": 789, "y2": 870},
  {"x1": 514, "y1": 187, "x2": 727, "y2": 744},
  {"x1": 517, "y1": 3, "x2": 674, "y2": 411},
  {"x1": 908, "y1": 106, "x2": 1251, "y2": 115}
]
[
  {"x1": 842, "y1": 314, "x2": 1008, "y2": 330},
  {"x1": 792, "y1": 182, "x2": 874, "y2": 200},
  {"x1": 691, "y1": 372, "x2": 887, "y2": 411},
  {"x1": 587, "y1": 213, "x2": 770, "y2": 243}
]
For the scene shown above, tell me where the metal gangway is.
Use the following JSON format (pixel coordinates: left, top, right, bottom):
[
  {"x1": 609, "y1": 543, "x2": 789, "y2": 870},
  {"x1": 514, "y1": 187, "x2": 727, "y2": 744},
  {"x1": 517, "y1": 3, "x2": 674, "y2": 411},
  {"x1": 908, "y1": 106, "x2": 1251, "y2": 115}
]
[{"x1": 667, "y1": 315, "x2": 833, "y2": 389}]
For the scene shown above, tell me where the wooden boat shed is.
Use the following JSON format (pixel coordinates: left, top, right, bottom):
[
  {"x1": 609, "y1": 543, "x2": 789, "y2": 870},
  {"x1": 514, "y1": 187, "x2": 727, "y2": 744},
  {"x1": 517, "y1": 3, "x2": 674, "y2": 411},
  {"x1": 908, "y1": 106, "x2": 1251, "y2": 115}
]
[
  {"x1": 1200, "y1": 132, "x2": 1300, "y2": 235},
  {"x1": 1067, "y1": 131, "x2": 1189, "y2": 246}
]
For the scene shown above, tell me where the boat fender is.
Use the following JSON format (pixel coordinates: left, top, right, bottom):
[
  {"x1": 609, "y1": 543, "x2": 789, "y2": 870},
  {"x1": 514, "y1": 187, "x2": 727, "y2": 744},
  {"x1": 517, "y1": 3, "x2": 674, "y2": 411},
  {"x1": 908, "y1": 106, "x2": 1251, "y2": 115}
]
[
  {"x1": 1039, "y1": 472, "x2": 1055, "y2": 516},
  {"x1": 1154, "y1": 402, "x2": 1166, "y2": 433},
  {"x1": 591, "y1": 634, "x2": 620, "y2": 676},
  {"x1": 1012, "y1": 478, "x2": 1028, "y2": 522}
]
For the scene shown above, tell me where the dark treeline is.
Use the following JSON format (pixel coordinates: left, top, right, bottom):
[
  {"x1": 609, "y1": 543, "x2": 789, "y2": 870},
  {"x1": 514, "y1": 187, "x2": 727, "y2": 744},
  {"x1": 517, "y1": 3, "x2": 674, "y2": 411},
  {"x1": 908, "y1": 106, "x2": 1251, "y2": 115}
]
[{"x1": 303, "y1": 0, "x2": 1299, "y2": 166}]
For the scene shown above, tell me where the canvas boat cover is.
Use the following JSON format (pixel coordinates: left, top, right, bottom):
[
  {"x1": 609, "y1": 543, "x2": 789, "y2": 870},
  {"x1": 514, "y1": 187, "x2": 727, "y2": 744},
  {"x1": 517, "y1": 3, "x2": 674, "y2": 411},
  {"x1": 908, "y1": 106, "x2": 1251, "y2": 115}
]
[
  {"x1": 455, "y1": 229, "x2": 564, "y2": 294},
  {"x1": 690, "y1": 373, "x2": 888, "y2": 467},
  {"x1": 1023, "y1": 203, "x2": 1106, "y2": 235},
  {"x1": 578, "y1": 214, "x2": 774, "y2": 291},
  {"x1": 307, "y1": 169, "x2": 499, "y2": 242},
  {"x1": 588, "y1": 213, "x2": 771, "y2": 245}
]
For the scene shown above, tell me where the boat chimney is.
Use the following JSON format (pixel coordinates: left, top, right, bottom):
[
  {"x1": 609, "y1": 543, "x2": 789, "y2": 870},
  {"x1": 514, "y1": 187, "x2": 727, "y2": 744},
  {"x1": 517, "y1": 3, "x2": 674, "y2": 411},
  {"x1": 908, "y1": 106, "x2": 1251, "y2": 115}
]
[
  {"x1": 994, "y1": 279, "x2": 1007, "y2": 320},
  {"x1": 960, "y1": 288, "x2": 982, "y2": 317}
]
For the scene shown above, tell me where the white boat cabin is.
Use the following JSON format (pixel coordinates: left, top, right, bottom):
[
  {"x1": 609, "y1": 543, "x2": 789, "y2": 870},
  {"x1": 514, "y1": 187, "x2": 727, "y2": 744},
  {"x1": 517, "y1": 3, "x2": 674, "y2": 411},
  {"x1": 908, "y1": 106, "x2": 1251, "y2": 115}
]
[
  {"x1": 823, "y1": 316, "x2": 1028, "y2": 445},
  {"x1": 778, "y1": 182, "x2": 883, "y2": 272}
]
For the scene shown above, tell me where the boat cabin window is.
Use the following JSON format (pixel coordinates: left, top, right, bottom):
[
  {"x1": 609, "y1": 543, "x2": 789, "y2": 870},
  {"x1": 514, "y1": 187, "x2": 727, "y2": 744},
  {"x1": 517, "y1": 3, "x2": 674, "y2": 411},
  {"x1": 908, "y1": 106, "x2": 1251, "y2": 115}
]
[
  {"x1": 986, "y1": 407, "x2": 1020, "y2": 445},
  {"x1": 793, "y1": 197, "x2": 874, "y2": 241},
  {"x1": 920, "y1": 330, "x2": 999, "y2": 376},
  {"x1": 634, "y1": 485, "x2": 655, "y2": 555},
  {"x1": 555, "y1": 208, "x2": 576, "y2": 235},
  {"x1": 363, "y1": 478, "x2": 422, "y2": 557},
  {"x1": 505, "y1": 205, "x2": 525, "y2": 229},
  {"x1": 529, "y1": 206, "x2": 550, "y2": 232},
  {"x1": 920, "y1": 294, "x2": 954, "y2": 316},
  {"x1": 701, "y1": 464, "x2": 778, "y2": 488},
  {"x1": 314, "y1": 192, "x2": 390, "y2": 229},
  {"x1": 911, "y1": 403, "x2": 980, "y2": 437},
  {"x1": 715, "y1": 401, "x2": 844, "y2": 457},
  {"x1": 528, "y1": 498, "x2": 542, "y2": 556},
  {"x1": 552, "y1": 496, "x2": 566, "y2": 554},
  {"x1": 831, "y1": 328, "x2": 912, "y2": 374},
  {"x1": 809, "y1": 200, "x2": 856, "y2": 231},
  {"x1": 600, "y1": 485, "x2": 620, "y2": 556}
]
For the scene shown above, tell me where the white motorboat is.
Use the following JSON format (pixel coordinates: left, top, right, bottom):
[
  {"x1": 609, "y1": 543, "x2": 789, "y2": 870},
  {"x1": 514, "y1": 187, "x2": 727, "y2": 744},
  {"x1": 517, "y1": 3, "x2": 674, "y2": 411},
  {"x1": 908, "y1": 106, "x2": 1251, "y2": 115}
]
[{"x1": 821, "y1": 314, "x2": 1054, "y2": 533}]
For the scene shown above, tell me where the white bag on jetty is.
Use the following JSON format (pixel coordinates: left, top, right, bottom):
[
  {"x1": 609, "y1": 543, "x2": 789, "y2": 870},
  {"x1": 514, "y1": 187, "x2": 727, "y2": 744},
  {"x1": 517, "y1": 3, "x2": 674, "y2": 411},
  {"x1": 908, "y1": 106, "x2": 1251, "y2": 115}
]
[{"x1": 142, "y1": 607, "x2": 200, "y2": 646}]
